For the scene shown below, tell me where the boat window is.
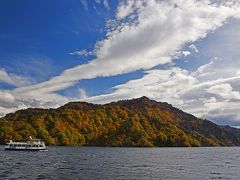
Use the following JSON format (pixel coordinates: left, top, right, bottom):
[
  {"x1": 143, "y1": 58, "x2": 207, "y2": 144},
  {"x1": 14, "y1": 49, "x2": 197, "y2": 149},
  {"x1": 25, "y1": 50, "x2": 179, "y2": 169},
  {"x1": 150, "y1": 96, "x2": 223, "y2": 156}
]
[{"x1": 10, "y1": 144, "x2": 13, "y2": 147}]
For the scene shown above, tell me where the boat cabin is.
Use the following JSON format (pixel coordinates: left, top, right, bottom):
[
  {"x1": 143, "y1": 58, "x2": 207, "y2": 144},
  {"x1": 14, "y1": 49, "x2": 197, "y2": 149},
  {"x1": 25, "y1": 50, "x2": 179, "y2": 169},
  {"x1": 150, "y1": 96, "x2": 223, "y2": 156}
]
[{"x1": 5, "y1": 138, "x2": 47, "y2": 151}]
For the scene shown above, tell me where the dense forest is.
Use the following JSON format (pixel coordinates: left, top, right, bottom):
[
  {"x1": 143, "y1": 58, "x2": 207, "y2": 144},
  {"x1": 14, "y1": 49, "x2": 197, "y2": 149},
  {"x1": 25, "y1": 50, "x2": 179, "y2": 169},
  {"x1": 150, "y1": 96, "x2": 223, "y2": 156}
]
[{"x1": 0, "y1": 97, "x2": 240, "y2": 147}]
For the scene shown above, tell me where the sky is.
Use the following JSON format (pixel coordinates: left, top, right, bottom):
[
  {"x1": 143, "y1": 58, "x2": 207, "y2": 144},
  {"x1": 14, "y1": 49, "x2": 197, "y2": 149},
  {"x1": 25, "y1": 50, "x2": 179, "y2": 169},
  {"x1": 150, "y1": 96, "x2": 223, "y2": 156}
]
[{"x1": 0, "y1": 0, "x2": 240, "y2": 126}]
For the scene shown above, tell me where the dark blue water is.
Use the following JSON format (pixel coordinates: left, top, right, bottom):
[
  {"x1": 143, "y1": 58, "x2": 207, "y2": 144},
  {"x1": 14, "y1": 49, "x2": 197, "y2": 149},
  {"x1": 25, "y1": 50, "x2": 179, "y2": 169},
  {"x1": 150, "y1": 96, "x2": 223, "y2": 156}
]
[{"x1": 0, "y1": 146, "x2": 239, "y2": 180}]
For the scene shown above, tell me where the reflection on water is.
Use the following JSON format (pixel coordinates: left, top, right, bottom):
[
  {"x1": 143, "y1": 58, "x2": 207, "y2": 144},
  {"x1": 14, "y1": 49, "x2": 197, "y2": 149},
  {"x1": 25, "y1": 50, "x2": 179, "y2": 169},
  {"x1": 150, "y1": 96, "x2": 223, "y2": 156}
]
[{"x1": 0, "y1": 146, "x2": 240, "y2": 179}]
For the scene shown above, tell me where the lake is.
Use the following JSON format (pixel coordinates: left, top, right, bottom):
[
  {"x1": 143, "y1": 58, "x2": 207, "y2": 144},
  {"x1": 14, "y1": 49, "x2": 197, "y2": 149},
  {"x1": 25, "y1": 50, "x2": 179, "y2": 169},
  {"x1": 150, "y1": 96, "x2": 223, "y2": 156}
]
[{"x1": 0, "y1": 146, "x2": 239, "y2": 179}]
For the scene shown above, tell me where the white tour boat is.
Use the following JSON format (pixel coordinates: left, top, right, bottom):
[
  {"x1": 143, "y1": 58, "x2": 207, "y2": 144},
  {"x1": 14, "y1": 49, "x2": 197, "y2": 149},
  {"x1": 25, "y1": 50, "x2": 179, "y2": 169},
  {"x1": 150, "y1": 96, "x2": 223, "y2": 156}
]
[{"x1": 5, "y1": 137, "x2": 47, "y2": 151}]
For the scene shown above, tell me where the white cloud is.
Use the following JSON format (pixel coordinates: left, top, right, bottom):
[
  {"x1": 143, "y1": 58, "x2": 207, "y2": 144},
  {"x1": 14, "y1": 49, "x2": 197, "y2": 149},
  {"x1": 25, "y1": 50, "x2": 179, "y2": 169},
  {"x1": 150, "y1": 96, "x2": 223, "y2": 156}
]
[
  {"x1": 70, "y1": 49, "x2": 92, "y2": 57},
  {"x1": 79, "y1": 62, "x2": 240, "y2": 124},
  {"x1": 20, "y1": 0, "x2": 240, "y2": 95},
  {"x1": 182, "y1": 51, "x2": 191, "y2": 57},
  {"x1": 82, "y1": 57, "x2": 240, "y2": 125},
  {"x1": 0, "y1": 90, "x2": 15, "y2": 108},
  {"x1": 0, "y1": 68, "x2": 31, "y2": 87},
  {"x1": 206, "y1": 83, "x2": 240, "y2": 100},
  {"x1": 116, "y1": 0, "x2": 135, "y2": 19},
  {"x1": 0, "y1": 88, "x2": 70, "y2": 118},
  {"x1": 189, "y1": 44, "x2": 199, "y2": 53},
  {"x1": 174, "y1": 51, "x2": 191, "y2": 59},
  {"x1": 83, "y1": 67, "x2": 198, "y2": 105},
  {"x1": 0, "y1": 68, "x2": 15, "y2": 85}
]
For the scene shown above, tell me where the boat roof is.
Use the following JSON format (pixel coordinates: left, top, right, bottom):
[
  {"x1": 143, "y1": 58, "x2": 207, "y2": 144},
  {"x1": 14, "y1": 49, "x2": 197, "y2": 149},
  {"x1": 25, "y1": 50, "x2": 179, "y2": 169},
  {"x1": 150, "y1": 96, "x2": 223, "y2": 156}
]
[
  {"x1": 8, "y1": 142, "x2": 27, "y2": 144},
  {"x1": 8, "y1": 139, "x2": 44, "y2": 143}
]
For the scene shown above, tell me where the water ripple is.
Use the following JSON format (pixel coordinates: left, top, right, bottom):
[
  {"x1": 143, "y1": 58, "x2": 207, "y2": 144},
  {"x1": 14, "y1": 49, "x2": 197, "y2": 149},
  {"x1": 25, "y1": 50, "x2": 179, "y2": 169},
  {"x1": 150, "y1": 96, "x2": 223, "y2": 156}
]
[{"x1": 0, "y1": 146, "x2": 240, "y2": 179}]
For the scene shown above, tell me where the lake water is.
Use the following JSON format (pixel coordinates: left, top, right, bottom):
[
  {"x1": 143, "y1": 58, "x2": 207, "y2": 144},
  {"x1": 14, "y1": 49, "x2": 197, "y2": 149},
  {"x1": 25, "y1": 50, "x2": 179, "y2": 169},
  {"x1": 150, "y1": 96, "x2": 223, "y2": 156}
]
[{"x1": 0, "y1": 146, "x2": 240, "y2": 180}]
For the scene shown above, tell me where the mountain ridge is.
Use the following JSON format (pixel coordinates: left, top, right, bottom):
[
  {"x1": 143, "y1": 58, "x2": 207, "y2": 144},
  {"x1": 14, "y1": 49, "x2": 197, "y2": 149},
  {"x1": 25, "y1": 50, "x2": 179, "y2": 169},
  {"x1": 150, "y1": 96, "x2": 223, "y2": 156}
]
[{"x1": 0, "y1": 96, "x2": 240, "y2": 147}]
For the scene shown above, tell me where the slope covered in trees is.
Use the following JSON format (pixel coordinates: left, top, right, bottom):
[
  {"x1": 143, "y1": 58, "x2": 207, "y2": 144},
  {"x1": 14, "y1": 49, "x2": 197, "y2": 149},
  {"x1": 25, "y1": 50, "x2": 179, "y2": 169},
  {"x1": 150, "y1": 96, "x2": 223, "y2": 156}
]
[{"x1": 0, "y1": 97, "x2": 239, "y2": 147}]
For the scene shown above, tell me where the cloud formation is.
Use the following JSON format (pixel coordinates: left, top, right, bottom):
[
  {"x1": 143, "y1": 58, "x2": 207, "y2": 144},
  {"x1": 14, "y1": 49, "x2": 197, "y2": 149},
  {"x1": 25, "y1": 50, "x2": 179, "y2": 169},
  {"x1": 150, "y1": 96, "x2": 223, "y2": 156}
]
[
  {"x1": 22, "y1": 0, "x2": 240, "y2": 93},
  {"x1": 0, "y1": 0, "x2": 240, "y2": 126},
  {"x1": 0, "y1": 68, "x2": 31, "y2": 87},
  {"x1": 84, "y1": 58, "x2": 240, "y2": 125},
  {"x1": 69, "y1": 49, "x2": 92, "y2": 57}
]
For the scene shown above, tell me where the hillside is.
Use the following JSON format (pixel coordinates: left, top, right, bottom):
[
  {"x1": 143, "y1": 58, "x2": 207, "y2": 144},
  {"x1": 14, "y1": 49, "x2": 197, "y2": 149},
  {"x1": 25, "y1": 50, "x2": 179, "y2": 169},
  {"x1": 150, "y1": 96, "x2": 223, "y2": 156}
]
[{"x1": 0, "y1": 96, "x2": 240, "y2": 147}]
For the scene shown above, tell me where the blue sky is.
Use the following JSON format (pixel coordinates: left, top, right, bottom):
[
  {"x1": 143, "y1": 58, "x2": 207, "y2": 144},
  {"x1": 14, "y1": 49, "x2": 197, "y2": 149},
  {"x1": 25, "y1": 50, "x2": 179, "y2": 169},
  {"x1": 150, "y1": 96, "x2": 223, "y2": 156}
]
[
  {"x1": 0, "y1": 0, "x2": 240, "y2": 126},
  {"x1": 0, "y1": 0, "x2": 115, "y2": 83}
]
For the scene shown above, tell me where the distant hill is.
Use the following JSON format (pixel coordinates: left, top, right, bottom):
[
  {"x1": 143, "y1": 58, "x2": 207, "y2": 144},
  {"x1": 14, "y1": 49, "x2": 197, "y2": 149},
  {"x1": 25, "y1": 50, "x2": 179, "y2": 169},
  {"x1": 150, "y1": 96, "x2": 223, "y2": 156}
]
[{"x1": 0, "y1": 96, "x2": 240, "y2": 147}]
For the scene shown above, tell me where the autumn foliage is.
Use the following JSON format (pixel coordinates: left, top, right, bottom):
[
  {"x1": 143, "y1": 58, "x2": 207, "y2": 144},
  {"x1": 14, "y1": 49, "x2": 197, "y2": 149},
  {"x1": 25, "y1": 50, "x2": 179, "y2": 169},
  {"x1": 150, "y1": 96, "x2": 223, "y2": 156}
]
[{"x1": 0, "y1": 97, "x2": 239, "y2": 147}]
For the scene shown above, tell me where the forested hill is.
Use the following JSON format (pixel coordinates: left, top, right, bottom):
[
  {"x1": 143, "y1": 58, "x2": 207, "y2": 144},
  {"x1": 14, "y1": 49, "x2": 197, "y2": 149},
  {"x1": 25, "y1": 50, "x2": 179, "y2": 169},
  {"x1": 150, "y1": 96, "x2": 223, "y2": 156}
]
[{"x1": 0, "y1": 96, "x2": 240, "y2": 147}]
